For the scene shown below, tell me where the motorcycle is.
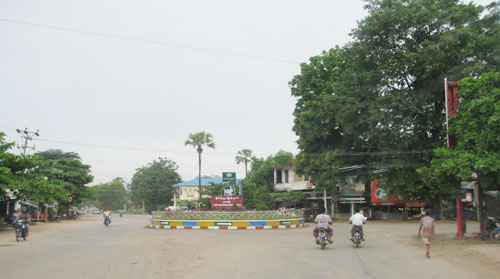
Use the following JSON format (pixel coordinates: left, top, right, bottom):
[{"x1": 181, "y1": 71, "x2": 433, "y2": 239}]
[
  {"x1": 317, "y1": 228, "x2": 329, "y2": 250},
  {"x1": 14, "y1": 220, "x2": 28, "y2": 242},
  {"x1": 481, "y1": 216, "x2": 500, "y2": 243},
  {"x1": 351, "y1": 226, "x2": 363, "y2": 248},
  {"x1": 104, "y1": 215, "x2": 111, "y2": 227}
]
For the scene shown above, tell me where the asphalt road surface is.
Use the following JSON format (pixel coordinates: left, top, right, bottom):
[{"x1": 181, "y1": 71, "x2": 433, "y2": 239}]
[{"x1": 0, "y1": 214, "x2": 495, "y2": 279}]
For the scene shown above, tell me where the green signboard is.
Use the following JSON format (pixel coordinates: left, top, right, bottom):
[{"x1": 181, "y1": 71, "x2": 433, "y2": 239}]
[{"x1": 223, "y1": 172, "x2": 236, "y2": 182}]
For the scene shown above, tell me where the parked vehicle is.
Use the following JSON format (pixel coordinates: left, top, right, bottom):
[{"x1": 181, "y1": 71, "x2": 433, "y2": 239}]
[
  {"x1": 317, "y1": 228, "x2": 329, "y2": 250},
  {"x1": 93, "y1": 209, "x2": 101, "y2": 214},
  {"x1": 481, "y1": 216, "x2": 500, "y2": 243},
  {"x1": 14, "y1": 220, "x2": 27, "y2": 242},
  {"x1": 351, "y1": 226, "x2": 363, "y2": 248},
  {"x1": 490, "y1": 227, "x2": 500, "y2": 243}
]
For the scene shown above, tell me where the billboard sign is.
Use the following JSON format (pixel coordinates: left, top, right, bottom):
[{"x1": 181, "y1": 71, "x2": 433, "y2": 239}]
[
  {"x1": 339, "y1": 175, "x2": 365, "y2": 197},
  {"x1": 371, "y1": 179, "x2": 403, "y2": 206},
  {"x1": 211, "y1": 195, "x2": 243, "y2": 209},
  {"x1": 222, "y1": 172, "x2": 236, "y2": 182}
]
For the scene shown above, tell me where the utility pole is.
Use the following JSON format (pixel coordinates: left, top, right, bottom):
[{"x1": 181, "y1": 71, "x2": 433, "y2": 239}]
[
  {"x1": 445, "y1": 79, "x2": 464, "y2": 237},
  {"x1": 16, "y1": 128, "x2": 39, "y2": 155}
]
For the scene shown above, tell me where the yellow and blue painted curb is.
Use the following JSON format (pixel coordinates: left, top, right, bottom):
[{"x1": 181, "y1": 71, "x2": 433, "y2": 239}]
[{"x1": 150, "y1": 219, "x2": 304, "y2": 230}]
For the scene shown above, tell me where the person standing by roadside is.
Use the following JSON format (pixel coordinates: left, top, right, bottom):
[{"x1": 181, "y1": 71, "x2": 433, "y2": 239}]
[{"x1": 418, "y1": 209, "x2": 436, "y2": 258}]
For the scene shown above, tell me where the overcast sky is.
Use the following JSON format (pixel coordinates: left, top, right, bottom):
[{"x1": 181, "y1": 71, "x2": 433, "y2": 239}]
[{"x1": 0, "y1": 0, "x2": 493, "y2": 185}]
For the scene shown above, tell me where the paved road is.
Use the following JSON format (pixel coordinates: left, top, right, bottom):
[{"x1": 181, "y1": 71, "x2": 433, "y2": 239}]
[{"x1": 0, "y1": 214, "x2": 488, "y2": 279}]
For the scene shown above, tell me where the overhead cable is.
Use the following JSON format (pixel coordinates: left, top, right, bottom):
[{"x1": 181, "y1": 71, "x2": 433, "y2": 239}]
[{"x1": 0, "y1": 18, "x2": 301, "y2": 64}]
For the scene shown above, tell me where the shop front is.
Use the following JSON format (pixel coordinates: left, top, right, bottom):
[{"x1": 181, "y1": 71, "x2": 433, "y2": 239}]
[{"x1": 371, "y1": 179, "x2": 405, "y2": 220}]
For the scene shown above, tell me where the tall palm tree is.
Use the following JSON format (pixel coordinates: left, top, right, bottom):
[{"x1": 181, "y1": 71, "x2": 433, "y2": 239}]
[
  {"x1": 235, "y1": 149, "x2": 254, "y2": 177},
  {"x1": 185, "y1": 131, "x2": 215, "y2": 199}
]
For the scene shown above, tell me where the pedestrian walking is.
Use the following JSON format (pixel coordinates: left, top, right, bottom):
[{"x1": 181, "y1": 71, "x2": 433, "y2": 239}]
[{"x1": 418, "y1": 209, "x2": 436, "y2": 258}]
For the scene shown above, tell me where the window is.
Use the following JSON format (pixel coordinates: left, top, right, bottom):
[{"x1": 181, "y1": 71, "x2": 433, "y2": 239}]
[
  {"x1": 284, "y1": 170, "x2": 289, "y2": 183},
  {"x1": 277, "y1": 170, "x2": 282, "y2": 183}
]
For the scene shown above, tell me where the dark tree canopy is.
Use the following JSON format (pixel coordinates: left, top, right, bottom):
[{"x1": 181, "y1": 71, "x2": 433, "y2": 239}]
[
  {"x1": 420, "y1": 72, "x2": 500, "y2": 193},
  {"x1": 129, "y1": 158, "x2": 181, "y2": 213},
  {"x1": 35, "y1": 149, "x2": 94, "y2": 205},
  {"x1": 290, "y1": 0, "x2": 500, "y2": 197}
]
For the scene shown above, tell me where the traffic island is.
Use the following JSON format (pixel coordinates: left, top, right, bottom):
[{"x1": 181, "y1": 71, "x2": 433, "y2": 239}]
[{"x1": 150, "y1": 210, "x2": 304, "y2": 230}]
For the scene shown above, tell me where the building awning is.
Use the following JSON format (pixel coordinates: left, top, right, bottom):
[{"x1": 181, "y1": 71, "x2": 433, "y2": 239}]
[
  {"x1": 20, "y1": 200, "x2": 39, "y2": 208},
  {"x1": 339, "y1": 197, "x2": 366, "y2": 204}
]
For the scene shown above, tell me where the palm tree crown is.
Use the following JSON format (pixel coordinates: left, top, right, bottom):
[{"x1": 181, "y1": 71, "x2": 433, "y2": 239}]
[
  {"x1": 235, "y1": 149, "x2": 253, "y2": 177},
  {"x1": 185, "y1": 131, "x2": 215, "y2": 199}
]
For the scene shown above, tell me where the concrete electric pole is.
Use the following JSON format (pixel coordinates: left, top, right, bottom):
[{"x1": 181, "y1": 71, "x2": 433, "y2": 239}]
[{"x1": 16, "y1": 128, "x2": 39, "y2": 155}]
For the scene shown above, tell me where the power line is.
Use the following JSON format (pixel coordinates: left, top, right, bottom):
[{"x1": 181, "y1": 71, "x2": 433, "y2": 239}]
[
  {"x1": 0, "y1": 18, "x2": 301, "y2": 64},
  {"x1": 35, "y1": 137, "x2": 433, "y2": 157}
]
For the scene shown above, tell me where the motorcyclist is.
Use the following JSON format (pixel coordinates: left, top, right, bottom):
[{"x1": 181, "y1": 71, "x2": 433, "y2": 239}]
[
  {"x1": 349, "y1": 208, "x2": 367, "y2": 241},
  {"x1": 313, "y1": 212, "x2": 334, "y2": 244},
  {"x1": 14, "y1": 208, "x2": 31, "y2": 236},
  {"x1": 103, "y1": 208, "x2": 111, "y2": 224}
]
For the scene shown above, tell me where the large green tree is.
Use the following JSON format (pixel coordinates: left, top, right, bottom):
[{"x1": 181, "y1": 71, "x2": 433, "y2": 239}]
[
  {"x1": 92, "y1": 177, "x2": 128, "y2": 210},
  {"x1": 0, "y1": 134, "x2": 66, "y2": 204},
  {"x1": 35, "y1": 149, "x2": 94, "y2": 206},
  {"x1": 290, "y1": 0, "x2": 500, "y2": 200},
  {"x1": 420, "y1": 72, "x2": 500, "y2": 190},
  {"x1": 129, "y1": 158, "x2": 181, "y2": 213},
  {"x1": 185, "y1": 131, "x2": 215, "y2": 198}
]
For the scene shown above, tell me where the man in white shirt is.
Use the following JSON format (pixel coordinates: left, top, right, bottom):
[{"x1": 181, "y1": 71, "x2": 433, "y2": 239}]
[
  {"x1": 349, "y1": 208, "x2": 367, "y2": 241},
  {"x1": 313, "y1": 213, "x2": 334, "y2": 244}
]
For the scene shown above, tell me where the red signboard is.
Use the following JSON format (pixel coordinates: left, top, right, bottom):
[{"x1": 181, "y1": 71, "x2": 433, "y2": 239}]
[
  {"x1": 371, "y1": 180, "x2": 403, "y2": 206},
  {"x1": 211, "y1": 195, "x2": 243, "y2": 209}
]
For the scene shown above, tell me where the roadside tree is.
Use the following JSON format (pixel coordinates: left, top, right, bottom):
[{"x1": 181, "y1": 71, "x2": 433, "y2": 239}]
[
  {"x1": 92, "y1": 177, "x2": 128, "y2": 210},
  {"x1": 0, "y1": 132, "x2": 63, "y2": 203},
  {"x1": 35, "y1": 149, "x2": 94, "y2": 208},
  {"x1": 420, "y1": 73, "x2": 500, "y2": 191},
  {"x1": 290, "y1": 0, "x2": 500, "y2": 203},
  {"x1": 129, "y1": 158, "x2": 181, "y2": 213}
]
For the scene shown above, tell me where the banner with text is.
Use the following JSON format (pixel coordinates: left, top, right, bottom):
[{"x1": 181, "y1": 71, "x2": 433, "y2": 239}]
[{"x1": 211, "y1": 195, "x2": 243, "y2": 209}]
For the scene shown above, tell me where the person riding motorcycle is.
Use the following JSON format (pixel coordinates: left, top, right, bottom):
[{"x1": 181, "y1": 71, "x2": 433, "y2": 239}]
[
  {"x1": 349, "y1": 208, "x2": 367, "y2": 241},
  {"x1": 313, "y1": 212, "x2": 334, "y2": 244},
  {"x1": 103, "y1": 208, "x2": 111, "y2": 224},
  {"x1": 14, "y1": 208, "x2": 31, "y2": 236}
]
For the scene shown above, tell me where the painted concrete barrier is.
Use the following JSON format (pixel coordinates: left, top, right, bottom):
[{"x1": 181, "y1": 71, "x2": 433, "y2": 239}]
[{"x1": 150, "y1": 219, "x2": 304, "y2": 230}]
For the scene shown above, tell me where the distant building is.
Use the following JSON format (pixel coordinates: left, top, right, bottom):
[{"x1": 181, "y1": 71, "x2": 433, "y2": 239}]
[
  {"x1": 173, "y1": 177, "x2": 243, "y2": 201},
  {"x1": 273, "y1": 162, "x2": 314, "y2": 192},
  {"x1": 271, "y1": 162, "x2": 370, "y2": 219}
]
